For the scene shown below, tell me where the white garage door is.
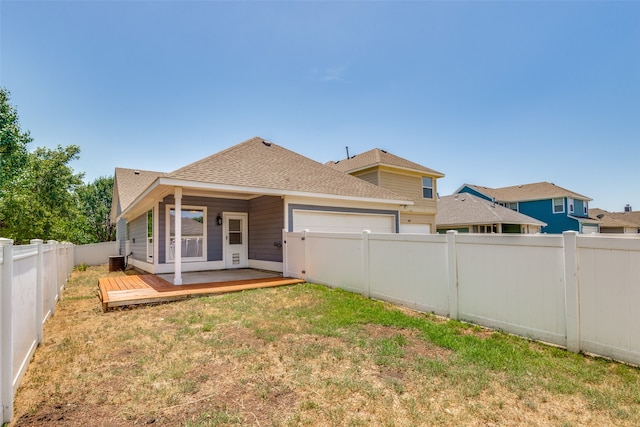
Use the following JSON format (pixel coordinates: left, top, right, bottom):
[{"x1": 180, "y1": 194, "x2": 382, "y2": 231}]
[
  {"x1": 292, "y1": 210, "x2": 395, "y2": 233},
  {"x1": 399, "y1": 223, "x2": 431, "y2": 234},
  {"x1": 581, "y1": 224, "x2": 599, "y2": 234}
]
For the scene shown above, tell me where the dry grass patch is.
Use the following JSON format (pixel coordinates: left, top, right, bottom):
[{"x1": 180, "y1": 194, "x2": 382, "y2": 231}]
[{"x1": 10, "y1": 265, "x2": 640, "y2": 426}]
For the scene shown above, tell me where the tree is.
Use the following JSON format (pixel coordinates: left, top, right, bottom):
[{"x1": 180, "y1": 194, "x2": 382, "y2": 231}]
[
  {"x1": 76, "y1": 176, "x2": 116, "y2": 243},
  {"x1": 0, "y1": 88, "x2": 32, "y2": 232},
  {"x1": 1, "y1": 145, "x2": 85, "y2": 243}
]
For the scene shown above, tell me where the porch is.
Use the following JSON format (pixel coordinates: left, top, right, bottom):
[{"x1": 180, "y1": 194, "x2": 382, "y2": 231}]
[{"x1": 98, "y1": 269, "x2": 304, "y2": 311}]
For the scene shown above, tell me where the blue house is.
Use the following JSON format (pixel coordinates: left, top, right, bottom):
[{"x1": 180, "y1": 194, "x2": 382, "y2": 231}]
[{"x1": 455, "y1": 182, "x2": 600, "y2": 234}]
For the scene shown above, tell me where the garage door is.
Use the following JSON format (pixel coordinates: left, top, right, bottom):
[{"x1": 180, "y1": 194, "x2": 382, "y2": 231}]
[
  {"x1": 581, "y1": 224, "x2": 599, "y2": 234},
  {"x1": 292, "y1": 210, "x2": 395, "y2": 233},
  {"x1": 399, "y1": 223, "x2": 431, "y2": 234}
]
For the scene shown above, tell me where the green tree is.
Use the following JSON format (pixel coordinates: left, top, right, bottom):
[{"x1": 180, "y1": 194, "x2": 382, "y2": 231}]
[
  {"x1": 1, "y1": 86, "x2": 89, "y2": 243},
  {"x1": 0, "y1": 88, "x2": 32, "y2": 232},
  {"x1": 76, "y1": 176, "x2": 116, "y2": 243},
  {"x1": 2, "y1": 145, "x2": 85, "y2": 243}
]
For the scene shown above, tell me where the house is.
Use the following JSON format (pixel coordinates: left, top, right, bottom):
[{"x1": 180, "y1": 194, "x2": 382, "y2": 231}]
[
  {"x1": 110, "y1": 137, "x2": 414, "y2": 284},
  {"x1": 326, "y1": 148, "x2": 444, "y2": 233},
  {"x1": 455, "y1": 182, "x2": 599, "y2": 234},
  {"x1": 589, "y1": 208, "x2": 640, "y2": 234},
  {"x1": 436, "y1": 193, "x2": 546, "y2": 234}
]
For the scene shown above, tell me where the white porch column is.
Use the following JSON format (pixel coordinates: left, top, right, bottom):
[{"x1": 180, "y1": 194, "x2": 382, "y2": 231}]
[{"x1": 174, "y1": 187, "x2": 183, "y2": 285}]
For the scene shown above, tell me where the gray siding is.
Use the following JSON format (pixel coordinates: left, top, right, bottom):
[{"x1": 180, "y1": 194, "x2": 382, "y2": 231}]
[
  {"x1": 159, "y1": 195, "x2": 249, "y2": 264},
  {"x1": 129, "y1": 213, "x2": 148, "y2": 261},
  {"x1": 117, "y1": 218, "x2": 127, "y2": 255},
  {"x1": 248, "y1": 196, "x2": 284, "y2": 262}
]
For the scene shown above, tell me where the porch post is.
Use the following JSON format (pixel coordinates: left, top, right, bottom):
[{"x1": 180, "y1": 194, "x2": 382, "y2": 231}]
[{"x1": 174, "y1": 187, "x2": 183, "y2": 285}]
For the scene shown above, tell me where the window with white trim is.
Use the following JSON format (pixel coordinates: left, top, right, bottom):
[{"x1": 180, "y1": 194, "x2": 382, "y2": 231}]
[
  {"x1": 147, "y1": 209, "x2": 153, "y2": 261},
  {"x1": 166, "y1": 205, "x2": 207, "y2": 261},
  {"x1": 422, "y1": 177, "x2": 433, "y2": 199},
  {"x1": 500, "y1": 202, "x2": 518, "y2": 211},
  {"x1": 583, "y1": 201, "x2": 589, "y2": 215},
  {"x1": 553, "y1": 198, "x2": 564, "y2": 213},
  {"x1": 568, "y1": 198, "x2": 575, "y2": 214}
]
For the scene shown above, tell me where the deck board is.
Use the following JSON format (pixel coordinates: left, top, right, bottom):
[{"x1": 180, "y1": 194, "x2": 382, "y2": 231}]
[{"x1": 98, "y1": 273, "x2": 304, "y2": 311}]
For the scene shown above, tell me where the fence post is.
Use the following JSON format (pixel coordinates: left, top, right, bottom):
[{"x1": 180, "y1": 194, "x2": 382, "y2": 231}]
[
  {"x1": 563, "y1": 231, "x2": 580, "y2": 353},
  {"x1": 302, "y1": 229, "x2": 309, "y2": 282},
  {"x1": 47, "y1": 240, "x2": 59, "y2": 305},
  {"x1": 362, "y1": 230, "x2": 371, "y2": 298},
  {"x1": 0, "y1": 238, "x2": 14, "y2": 422},
  {"x1": 31, "y1": 239, "x2": 44, "y2": 344},
  {"x1": 446, "y1": 231, "x2": 459, "y2": 320}
]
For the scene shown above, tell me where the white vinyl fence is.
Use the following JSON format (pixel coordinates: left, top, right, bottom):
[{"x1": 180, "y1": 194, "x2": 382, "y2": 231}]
[
  {"x1": 74, "y1": 241, "x2": 118, "y2": 266},
  {"x1": 283, "y1": 230, "x2": 640, "y2": 366},
  {"x1": 0, "y1": 238, "x2": 74, "y2": 423}
]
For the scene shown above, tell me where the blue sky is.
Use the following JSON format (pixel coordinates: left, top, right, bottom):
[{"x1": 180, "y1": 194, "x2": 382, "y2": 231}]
[{"x1": 1, "y1": 1, "x2": 639, "y2": 212}]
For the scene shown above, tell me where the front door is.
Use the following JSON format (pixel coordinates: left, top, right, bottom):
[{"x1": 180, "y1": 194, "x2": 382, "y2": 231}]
[{"x1": 223, "y1": 212, "x2": 248, "y2": 268}]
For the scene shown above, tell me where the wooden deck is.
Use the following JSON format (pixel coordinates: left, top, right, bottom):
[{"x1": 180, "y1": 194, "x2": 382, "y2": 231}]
[{"x1": 98, "y1": 274, "x2": 305, "y2": 311}]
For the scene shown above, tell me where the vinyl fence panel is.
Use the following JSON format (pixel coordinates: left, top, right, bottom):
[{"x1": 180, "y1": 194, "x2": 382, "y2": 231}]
[
  {"x1": 456, "y1": 234, "x2": 567, "y2": 347},
  {"x1": 577, "y1": 236, "x2": 640, "y2": 364},
  {"x1": 283, "y1": 231, "x2": 306, "y2": 280},
  {"x1": 306, "y1": 232, "x2": 366, "y2": 294},
  {"x1": 368, "y1": 233, "x2": 450, "y2": 316},
  {"x1": 11, "y1": 245, "x2": 39, "y2": 400}
]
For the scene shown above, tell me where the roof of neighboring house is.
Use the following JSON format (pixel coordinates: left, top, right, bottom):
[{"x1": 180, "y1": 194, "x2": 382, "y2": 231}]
[
  {"x1": 112, "y1": 167, "x2": 165, "y2": 218},
  {"x1": 460, "y1": 182, "x2": 592, "y2": 203},
  {"x1": 589, "y1": 208, "x2": 640, "y2": 229},
  {"x1": 325, "y1": 148, "x2": 444, "y2": 177},
  {"x1": 436, "y1": 193, "x2": 547, "y2": 227}
]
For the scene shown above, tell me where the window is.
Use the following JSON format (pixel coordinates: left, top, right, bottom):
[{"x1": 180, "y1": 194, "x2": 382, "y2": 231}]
[
  {"x1": 568, "y1": 198, "x2": 574, "y2": 214},
  {"x1": 422, "y1": 177, "x2": 433, "y2": 199},
  {"x1": 583, "y1": 201, "x2": 589, "y2": 215},
  {"x1": 553, "y1": 198, "x2": 565, "y2": 213},
  {"x1": 166, "y1": 205, "x2": 207, "y2": 261},
  {"x1": 500, "y1": 202, "x2": 518, "y2": 211},
  {"x1": 147, "y1": 209, "x2": 153, "y2": 261}
]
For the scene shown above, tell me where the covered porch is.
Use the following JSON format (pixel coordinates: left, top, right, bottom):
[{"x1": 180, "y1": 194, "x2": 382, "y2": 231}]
[{"x1": 98, "y1": 269, "x2": 304, "y2": 311}]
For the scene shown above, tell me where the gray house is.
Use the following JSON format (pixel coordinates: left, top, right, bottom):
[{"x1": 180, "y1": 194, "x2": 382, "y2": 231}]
[
  {"x1": 110, "y1": 137, "x2": 414, "y2": 284},
  {"x1": 436, "y1": 193, "x2": 546, "y2": 234}
]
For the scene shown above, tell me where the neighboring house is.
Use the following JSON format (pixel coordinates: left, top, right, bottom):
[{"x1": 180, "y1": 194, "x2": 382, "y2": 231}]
[
  {"x1": 590, "y1": 208, "x2": 640, "y2": 234},
  {"x1": 455, "y1": 182, "x2": 599, "y2": 234},
  {"x1": 111, "y1": 137, "x2": 414, "y2": 284},
  {"x1": 326, "y1": 148, "x2": 444, "y2": 233},
  {"x1": 436, "y1": 193, "x2": 546, "y2": 234}
]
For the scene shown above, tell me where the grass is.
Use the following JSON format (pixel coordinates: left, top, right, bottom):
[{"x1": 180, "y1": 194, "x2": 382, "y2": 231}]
[{"x1": 10, "y1": 265, "x2": 640, "y2": 426}]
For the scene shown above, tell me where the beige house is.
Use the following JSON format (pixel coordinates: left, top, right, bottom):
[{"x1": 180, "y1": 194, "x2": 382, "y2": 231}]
[
  {"x1": 590, "y1": 208, "x2": 640, "y2": 234},
  {"x1": 326, "y1": 148, "x2": 444, "y2": 233},
  {"x1": 436, "y1": 193, "x2": 546, "y2": 234}
]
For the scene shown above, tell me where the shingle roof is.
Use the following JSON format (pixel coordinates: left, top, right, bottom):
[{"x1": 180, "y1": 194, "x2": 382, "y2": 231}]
[
  {"x1": 464, "y1": 182, "x2": 591, "y2": 202},
  {"x1": 114, "y1": 167, "x2": 165, "y2": 214},
  {"x1": 590, "y1": 208, "x2": 640, "y2": 229},
  {"x1": 436, "y1": 193, "x2": 546, "y2": 227},
  {"x1": 325, "y1": 148, "x2": 444, "y2": 177},
  {"x1": 165, "y1": 137, "x2": 411, "y2": 201}
]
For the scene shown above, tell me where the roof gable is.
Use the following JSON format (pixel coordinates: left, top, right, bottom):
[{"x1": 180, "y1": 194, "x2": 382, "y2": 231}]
[
  {"x1": 165, "y1": 137, "x2": 410, "y2": 201},
  {"x1": 112, "y1": 167, "x2": 165, "y2": 217},
  {"x1": 326, "y1": 148, "x2": 444, "y2": 177},
  {"x1": 436, "y1": 193, "x2": 546, "y2": 227},
  {"x1": 461, "y1": 182, "x2": 591, "y2": 203}
]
